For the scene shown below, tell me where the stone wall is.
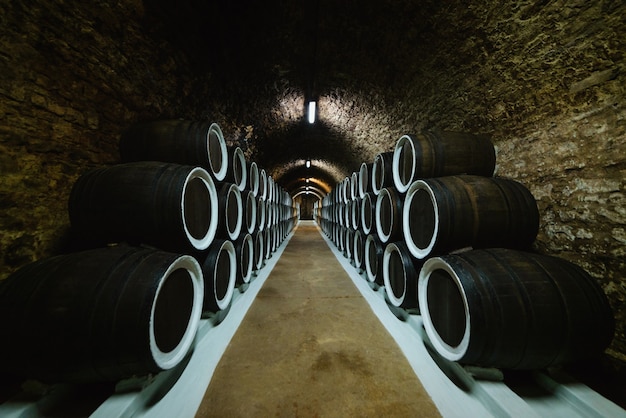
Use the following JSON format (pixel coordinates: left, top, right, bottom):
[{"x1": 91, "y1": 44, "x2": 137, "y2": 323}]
[
  {"x1": 0, "y1": 0, "x2": 212, "y2": 278},
  {"x1": 384, "y1": 0, "x2": 626, "y2": 360}
]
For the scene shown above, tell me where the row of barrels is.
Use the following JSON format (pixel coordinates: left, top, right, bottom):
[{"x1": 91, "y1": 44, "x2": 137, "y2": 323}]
[
  {"x1": 0, "y1": 120, "x2": 297, "y2": 384},
  {"x1": 316, "y1": 130, "x2": 614, "y2": 370}
]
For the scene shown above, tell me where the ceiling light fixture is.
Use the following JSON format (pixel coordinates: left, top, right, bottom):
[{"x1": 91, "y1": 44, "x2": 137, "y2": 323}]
[
  {"x1": 307, "y1": 101, "x2": 316, "y2": 124},
  {"x1": 306, "y1": 160, "x2": 311, "y2": 168}
]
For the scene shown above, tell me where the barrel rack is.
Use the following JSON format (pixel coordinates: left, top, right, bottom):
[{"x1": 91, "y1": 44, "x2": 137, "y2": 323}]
[
  {"x1": 1, "y1": 220, "x2": 624, "y2": 417},
  {"x1": 0, "y1": 225, "x2": 293, "y2": 418},
  {"x1": 320, "y1": 222, "x2": 626, "y2": 418}
]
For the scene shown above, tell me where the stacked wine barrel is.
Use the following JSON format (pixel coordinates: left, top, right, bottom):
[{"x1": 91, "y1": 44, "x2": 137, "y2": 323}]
[
  {"x1": 0, "y1": 119, "x2": 296, "y2": 384},
  {"x1": 316, "y1": 130, "x2": 614, "y2": 370}
]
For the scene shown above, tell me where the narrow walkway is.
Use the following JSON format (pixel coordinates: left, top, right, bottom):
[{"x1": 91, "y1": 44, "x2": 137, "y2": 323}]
[{"x1": 196, "y1": 221, "x2": 440, "y2": 417}]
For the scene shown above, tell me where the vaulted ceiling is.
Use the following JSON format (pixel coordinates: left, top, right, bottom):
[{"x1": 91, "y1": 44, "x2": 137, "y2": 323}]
[{"x1": 140, "y1": 0, "x2": 445, "y2": 197}]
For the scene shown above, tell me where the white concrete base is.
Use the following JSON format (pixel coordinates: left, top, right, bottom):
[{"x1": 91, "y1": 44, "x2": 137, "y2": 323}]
[
  {"x1": 319, "y1": 222, "x2": 626, "y2": 418},
  {"x1": 0, "y1": 225, "x2": 295, "y2": 418}
]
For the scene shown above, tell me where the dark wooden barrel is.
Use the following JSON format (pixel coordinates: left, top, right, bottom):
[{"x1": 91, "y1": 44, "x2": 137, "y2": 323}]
[
  {"x1": 265, "y1": 200, "x2": 274, "y2": 230},
  {"x1": 225, "y1": 146, "x2": 247, "y2": 191},
  {"x1": 383, "y1": 241, "x2": 422, "y2": 309},
  {"x1": 69, "y1": 162, "x2": 218, "y2": 252},
  {"x1": 353, "y1": 230, "x2": 365, "y2": 271},
  {"x1": 337, "y1": 225, "x2": 347, "y2": 253},
  {"x1": 375, "y1": 186, "x2": 404, "y2": 244},
  {"x1": 403, "y1": 175, "x2": 539, "y2": 259},
  {"x1": 201, "y1": 239, "x2": 236, "y2": 313},
  {"x1": 392, "y1": 131, "x2": 495, "y2": 193},
  {"x1": 372, "y1": 152, "x2": 394, "y2": 195},
  {"x1": 266, "y1": 175, "x2": 275, "y2": 203},
  {"x1": 252, "y1": 230, "x2": 265, "y2": 271},
  {"x1": 241, "y1": 190, "x2": 257, "y2": 235},
  {"x1": 361, "y1": 192, "x2": 374, "y2": 235},
  {"x1": 119, "y1": 119, "x2": 228, "y2": 181},
  {"x1": 350, "y1": 198, "x2": 361, "y2": 231},
  {"x1": 331, "y1": 222, "x2": 340, "y2": 247},
  {"x1": 248, "y1": 161, "x2": 260, "y2": 196},
  {"x1": 258, "y1": 168, "x2": 268, "y2": 201},
  {"x1": 256, "y1": 196, "x2": 266, "y2": 232},
  {"x1": 216, "y1": 182, "x2": 243, "y2": 241},
  {"x1": 270, "y1": 224, "x2": 279, "y2": 253},
  {"x1": 339, "y1": 177, "x2": 350, "y2": 204},
  {"x1": 364, "y1": 234, "x2": 384, "y2": 285},
  {"x1": 335, "y1": 202, "x2": 343, "y2": 226},
  {"x1": 418, "y1": 248, "x2": 615, "y2": 370},
  {"x1": 0, "y1": 246, "x2": 203, "y2": 383},
  {"x1": 344, "y1": 228, "x2": 354, "y2": 259},
  {"x1": 234, "y1": 233, "x2": 254, "y2": 285},
  {"x1": 350, "y1": 171, "x2": 359, "y2": 200},
  {"x1": 359, "y1": 162, "x2": 374, "y2": 198},
  {"x1": 343, "y1": 200, "x2": 352, "y2": 228},
  {"x1": 263, "y1": 227, "x2": 272, "y2": 260}
]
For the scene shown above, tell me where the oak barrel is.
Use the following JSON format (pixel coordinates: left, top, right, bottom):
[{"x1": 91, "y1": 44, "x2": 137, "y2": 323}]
[
  {"x1": 0, "y1": 246, "x2": 203, "y2": 383},
  {"x1": 418, "y1": 248, "x2": 615, "y2": 369},
  {"x1": 119, "y1": 119, "x2": 228, "y2": 181},
  {"x1": 69, "y1": 162, "x2": 218, "y2": 252},
  {"x1": 403, "y1": 175, "x2": 539, "y2": 259}
]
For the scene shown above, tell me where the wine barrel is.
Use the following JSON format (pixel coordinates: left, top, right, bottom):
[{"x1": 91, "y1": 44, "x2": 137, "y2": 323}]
[
  {"x1": 383, "y1": 242, "x2": 421, "y2": 309},
  {"x1": 364, "y1": 234, "x2": 384, "y2": 285},
  {"x1": 361, "y1": 192, "x2": 374, "y2": 235},
  {"x1": 337, "y1": 225, "x2": 346, "y2": 253},
  {"x1": 265, "y1": 200, "x2": 274, "y2": 229},
  {"x1": 241, "y1": 190, "x2": 257, "y2": 235},
  {"x1": 392, "y1": 131, "x2": 496, "y2": 193},
  {"x1": 258, "y1": 168, "x2": 268, "y2": 201},
  {"x1": 69, "y1": 162, "x2": 218, "y2": 253},
  {"x1": 419, "y1": 248, "x2": 615, "y2": 369},
  {"x1": 216, "y1": 182, "x2": 243, "y2": 241},
  {"x1": 372, "y1": 152, "x2": 394, "y2": 195},
  {"x1": 350, "y1": 171, "x2": 359, "y2": 200},
  {"x1": 403, "y1": 175, "x2": 539, "y2": 259},
  {"x1": 256, "y1": 197, "x2": 266, "y2": 232},
  {"x1": 252, "y1": 230, "x2": 265, "y2": 270},
  {"x1": 0, "y1": 246, "x2": 203, "y2": 383},
  {"x1": 248, "y1": 161, "x2": 260, "y2": 196},
  {"x1": 225, "y1": 146, "x2": 247, "y2": 191},
  {"x1": 201, "y1": 240, "x2": 236, "y2": 312},
  {"x1": 345, "y1": 228, "x2": 354, "y2": 259},
  {"x1": 353, "y1": 229, "x2": 365, "y2": 272},
  {"x1": 119, "y1": 119, "x2": 228, "y2": 181},
  {"x1": 343, "y1": 200, "x2": 351, "y2": 229},
  {"x1": 263, "y1": 227, "x2": 272, "y2": 260},
  {"x1": 340, "y1": 177, "x2": 350, "y2": 204},
  {"x1": 331, "y1": 222, "x2": 340, "y2": 247},
  {"x1": 358, "y1": 162, "x2": 373, "y2": 198},
  {"x1": 235, "y1": 233, "x2": 254, "y2": 285},
  {"x1": 350, "y1": 198, "x2": 360, "y2": 231},
  {"x1": 335, "y1": 202, "x2": 344, "y2": 228},
  {"x1": 375, "y1": 186, "x2": 404, "y2": 244},
  {"x1": 266, "y1": 175, "x2": 275, "y2": 203}
]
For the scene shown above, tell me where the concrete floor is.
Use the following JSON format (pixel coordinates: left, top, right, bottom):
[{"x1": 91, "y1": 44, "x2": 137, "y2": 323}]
[{"x1": 196, "y1": 222, "x2": 440, "y2": 417}]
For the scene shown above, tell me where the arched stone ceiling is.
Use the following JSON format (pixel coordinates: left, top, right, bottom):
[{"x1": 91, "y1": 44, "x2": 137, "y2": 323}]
[{"x1": 141, "y1": 0, "x2": 440, "y2": 197}]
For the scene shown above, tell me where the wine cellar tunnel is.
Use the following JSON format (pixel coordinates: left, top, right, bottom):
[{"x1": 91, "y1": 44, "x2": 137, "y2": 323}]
[{"x1": 1, "y1": 0, "x2": 625, "y2": 415}]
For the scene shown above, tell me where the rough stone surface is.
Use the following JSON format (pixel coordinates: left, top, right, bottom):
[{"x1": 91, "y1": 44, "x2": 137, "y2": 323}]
[
  {"x1": 1, "y1": 0, "x2": 625, "y2": 363},
  {"x1": 0, "y1": 0, "x2": 210, "y2": 279}
]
